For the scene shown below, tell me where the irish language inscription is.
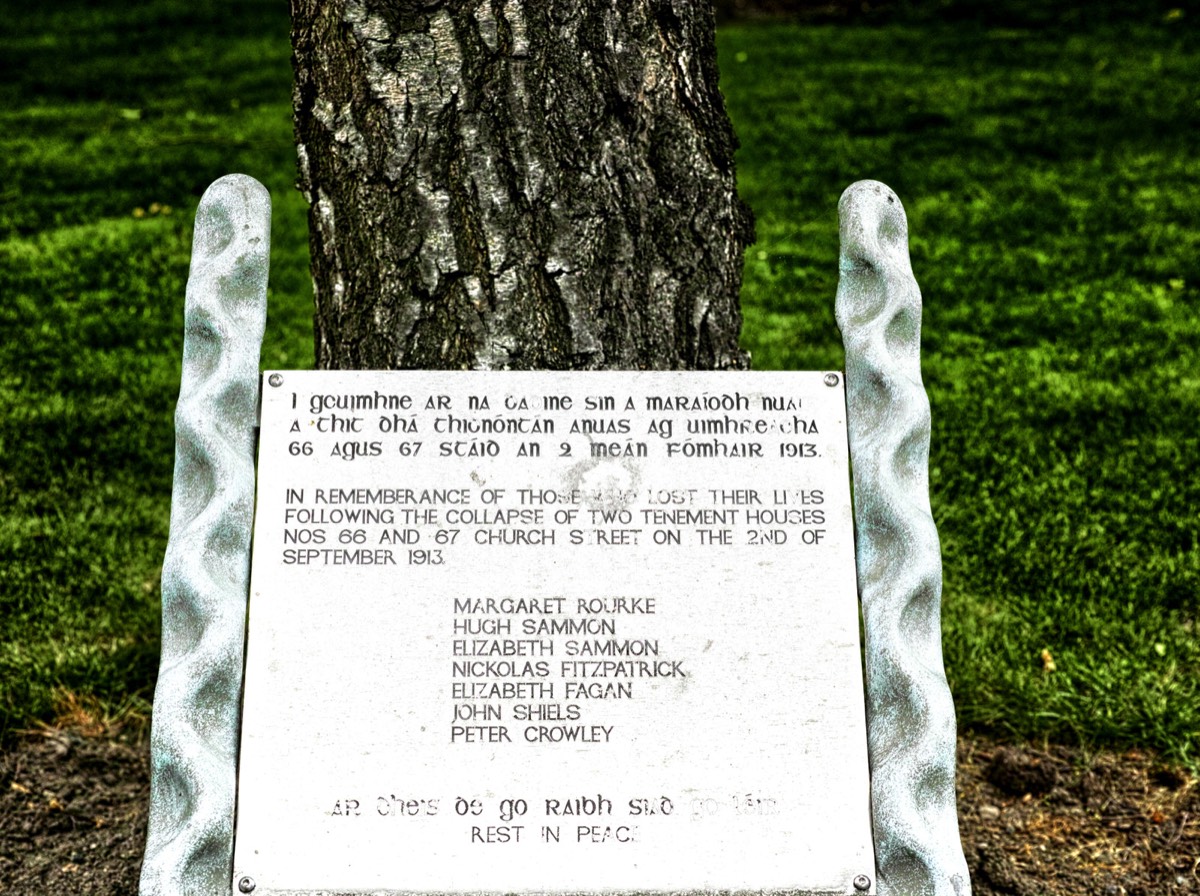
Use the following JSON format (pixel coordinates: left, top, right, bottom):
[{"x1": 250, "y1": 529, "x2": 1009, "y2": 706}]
[{"x1": 233, "y1": 371, "x2": 874, "y2": 895}]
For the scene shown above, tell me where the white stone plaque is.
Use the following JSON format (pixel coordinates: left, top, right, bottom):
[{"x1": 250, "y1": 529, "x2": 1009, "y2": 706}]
[{"x1": 233, "y1": 371, "x2": 874, "y2": 896}]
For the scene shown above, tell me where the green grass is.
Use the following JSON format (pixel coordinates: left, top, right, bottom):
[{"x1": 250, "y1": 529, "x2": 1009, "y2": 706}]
[
  {"x1": 722, "y1": 22, "x2": 1200, "y2": 761},
  {"x1": 2, "y1": 2, "x2": 1197, "y2": 764},
  {"x1": 0, "y1": 1, "x2": 313, "y2": 735}
]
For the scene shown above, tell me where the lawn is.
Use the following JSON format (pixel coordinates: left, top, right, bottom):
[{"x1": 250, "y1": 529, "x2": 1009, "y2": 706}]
[
  {"x1": 720, "y1": 21, "x2": 1200, "y2": 760},
  {"x1": 1, "y1": 2, "x2": 1196, "y2": 764}
]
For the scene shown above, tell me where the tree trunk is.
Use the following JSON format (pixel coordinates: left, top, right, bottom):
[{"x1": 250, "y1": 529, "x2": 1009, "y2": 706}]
[{"x1": 291, "y1": 0, "x2": 754, "y2": 371}]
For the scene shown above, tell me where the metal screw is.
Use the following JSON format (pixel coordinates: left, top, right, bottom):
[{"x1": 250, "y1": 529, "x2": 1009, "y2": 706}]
[
  {"x1": 824, "y1": 372, "x2": 840, "y2": 387},
  {"x1": 238, "y1": 877, "x2": 256, "y2": 893},
  {"x1": 853, "y1": 874, "x2": 872, "y2": 892},
  {"x1": 267, "y1": 373, "x2": 284, "y2": 387}
]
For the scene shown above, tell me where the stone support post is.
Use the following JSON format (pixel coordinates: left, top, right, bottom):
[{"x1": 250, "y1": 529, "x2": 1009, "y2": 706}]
[
  {"x1": 140, "y1": 175, "x2": 270, "y2": 896},
  {"x1": 837, "y1": 180, "x2": 971, "y2": 896}
]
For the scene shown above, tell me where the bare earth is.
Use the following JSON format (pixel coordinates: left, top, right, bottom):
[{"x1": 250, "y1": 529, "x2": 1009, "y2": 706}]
[{"x1": 0, "y1": 730, "x2": 1195, "y2": 895}]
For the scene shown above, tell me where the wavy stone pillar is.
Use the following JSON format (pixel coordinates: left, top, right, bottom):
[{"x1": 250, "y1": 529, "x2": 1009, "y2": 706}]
[
  {"x1": 140, "y1": 175, "x2": 270, "y2": 896},
  {"x1": 836, "y1": 180, "x2": 971, "y2": 896}
]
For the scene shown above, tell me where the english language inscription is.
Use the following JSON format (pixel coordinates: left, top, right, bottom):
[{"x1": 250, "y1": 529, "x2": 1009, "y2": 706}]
[{"x1": 233, "y1": 371, "x2": 874, "y2": 895}]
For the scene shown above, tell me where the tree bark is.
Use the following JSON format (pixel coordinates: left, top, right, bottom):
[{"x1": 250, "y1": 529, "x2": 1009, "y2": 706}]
[{"x1": 291, "y1": 0, "x2": 754, "y2": 371}]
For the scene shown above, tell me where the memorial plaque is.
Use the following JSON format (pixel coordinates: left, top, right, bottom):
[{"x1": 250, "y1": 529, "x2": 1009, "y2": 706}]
[{"x1": 233, "y1": 371, "x2": 874, "y2": 896}]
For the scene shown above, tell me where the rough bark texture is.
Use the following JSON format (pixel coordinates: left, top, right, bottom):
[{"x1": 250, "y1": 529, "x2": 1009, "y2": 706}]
[{"x1": 291, "y1": 0, "x2": 754, "y2": 371}]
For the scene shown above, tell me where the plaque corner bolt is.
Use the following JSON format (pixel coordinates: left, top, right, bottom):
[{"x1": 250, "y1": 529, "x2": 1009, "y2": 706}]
[
  {"x1": 824, "y1": 372, "x2": 840, "y2": 387},
  {"x1": 852, "y1": 874, "x2": 872, "y2": 892},
  {"x1": 238, "y1": 875, "x2": 256, "y2": 893},
  {"x1": 267, "y1": 373, "x2": 284, "y2": 387}
]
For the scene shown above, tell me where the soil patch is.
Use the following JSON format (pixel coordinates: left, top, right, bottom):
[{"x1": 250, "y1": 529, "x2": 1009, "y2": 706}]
[
  {"x1": 1, "y1": 731, "x2": 1196, "y2": 894},
  {"x1": 959, "y1": 737, "x2": 1198, "y2": 895},
  {"x1": 1, "y1": 731, "x2": 147, "y2": 895}
]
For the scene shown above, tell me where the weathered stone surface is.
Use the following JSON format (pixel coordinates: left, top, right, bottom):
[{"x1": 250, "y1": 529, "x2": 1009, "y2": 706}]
[
  {"x1": 140, "y1": 174, "x2": 270, "y2": 896},
  {"x1": 836, "y1": 180, "x2": 972, "y2": 896}
]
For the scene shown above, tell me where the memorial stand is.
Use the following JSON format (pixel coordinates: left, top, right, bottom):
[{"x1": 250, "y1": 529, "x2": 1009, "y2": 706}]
[
  {"x1": 837, "y1": 182, "x2": 970, "y2": 896},
  {"x1": 140, "y1": 175, "x2": 270, "y2": 896},
  {"x1": 140, "y1": 175, "x2": 970, "y2": 896}
]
